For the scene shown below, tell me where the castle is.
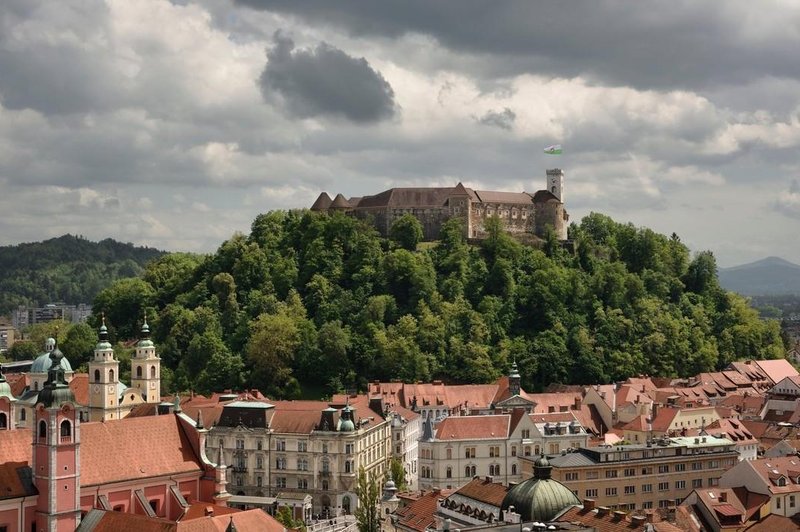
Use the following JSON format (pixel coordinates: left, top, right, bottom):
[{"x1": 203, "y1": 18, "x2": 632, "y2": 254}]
[{"x1": 311, "y1": 168, "x2": 569, "y2": 241}]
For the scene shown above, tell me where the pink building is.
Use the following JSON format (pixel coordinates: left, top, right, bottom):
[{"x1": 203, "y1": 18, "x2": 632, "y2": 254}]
[{"x1": 0, "y1": 345, "x2": 229, "y2": 532}]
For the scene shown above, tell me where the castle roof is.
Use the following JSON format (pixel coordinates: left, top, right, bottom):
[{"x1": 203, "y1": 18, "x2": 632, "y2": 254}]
[
  {"x1": 329, "y1": 193, "x2": 351, "y2": 209},
  {"x1": 473, "y1": 190, "x2": 533, "y2": 204},
  {"x1": 310, "y1": 192, "x2": 333, "y2": 211},
  {"x1": 532, "y1": 190, "x2": 560, "y2": 203}
]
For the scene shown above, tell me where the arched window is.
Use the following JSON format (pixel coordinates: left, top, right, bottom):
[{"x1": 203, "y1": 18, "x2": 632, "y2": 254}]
[
  {"x1": 136, "y1": 366, "x2": 143, "y2": 378},
  {"x1": 150, "y1": 366, "x2": 156, "y2": 378},
  {"x1": 20, "y1": 408, "x2": 26, "y2": 421},
  {"x1": 446, "y1": 466, "x2": 452, "y2": 478},
  {"x1": 94, "y1": 369, "x2": 100, "y2": 382},
  {"x1": 60, "y1": 420, "x2": 72, "y2": 441},
  {"x1": 322, "y1": 458, "x2": 330, "y2": 473},
  {"x1": 0, "y1": 412, "x2": 7, "y2": 429},
  {"x1": 345, "y1": 461, "x2": 352, "y2": 473},
  {"x1": 38, "y1": 420, "x2": 47, "y2": 439},
  {"x1": 511, "y1": 464, "x2": 517, "y2": 475},
  {"x1": 34, "y1": 381, "x2": 39, "y2": 391},
  {"x1": 465, "y1": 465, "x2": 471, "y2": 477},
  {"x1": 471, "y1": 465, "x2": 476, "y2": 477},
  {"x1": 109, "y1": 369, "x2": 115, "y2": 382}
]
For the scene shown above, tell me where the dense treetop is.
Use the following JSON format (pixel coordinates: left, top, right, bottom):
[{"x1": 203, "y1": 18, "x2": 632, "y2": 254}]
[
  {"x1": 88, "y1": 211, "x2": 785, "y2": 398},
  {"x1": 0, "y1": 234, "x2": 164, "y2": 315}
]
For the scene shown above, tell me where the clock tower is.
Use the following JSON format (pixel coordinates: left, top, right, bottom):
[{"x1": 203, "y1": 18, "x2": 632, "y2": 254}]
[
  {"x1": 131, "y1": 313, "x2": 161, "y2": 403},
  {"x1": 87, "y1": 315, "x2": 120, "y2": 421}
]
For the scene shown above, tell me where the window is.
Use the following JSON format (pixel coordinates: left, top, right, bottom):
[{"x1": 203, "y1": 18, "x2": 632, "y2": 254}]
[
  {"x1": 20, "y1": 408, "x2": 26, "y2": 421},
  {"x1": 692, "y1": 461, "x2": 702, "y2": 471},
  {"x1": 38, "y1": 420, "x2": 47, "y2": 439},
  {"x1": 642, "y1": 484, "x2": 652, "y2": 493},
  {"x1": 257, "y1": 440, "x2": 263, "y2": 451},
  {"x1": 276, "y1": 458, "x2": 286, "y2": 470},
  {"x1": 446, "y1": 467, "x2": 452, "y2": 478},
  {"x1": 585, "y1": 471, "x2": 599, "y2": 480},
  {"x1": 60, "y1": 420, "x2": 71, "y2": 442},
  {"x1": 277, "y1": 440, "x2": 286, "y2": 451},
  {"x1": 94, "y1": 369, "x2": 101, "y2": 382},
  {"x1": 235, "y1": 439, "x2": 244, "y2": 450},
  {"x1": 298, "y1": 441, "x2": 307, "y2": 452},
  {"x1": 658, "y1": 465, "x2": 669, "y2": 474},
  {"x1": 345, "y1": 461, "x2": 353, "y2": 473},
  {"x1": 641, "y1": 467, "x2": 653, "y2": 475},
  {"x1": 322, "y1": 443, "x2": 328, "y2": 454},
  {"x1": 446, "y1": 448, "x2": 452, "y2": 460},
  {"x1": 345, "y1": 443, "x2": 354, "y2": 454},
  {"x1": 624, "y1": 468, "x2": 635, "y2": 477},
  {"x1": 777, "y1": 497, "x2": 782, "y2": 509},
  {"x1": 708, "y1": 478, "x2": 719, "y2": 487},
  {"x1": 605, "y1": 470, "x2": 618, "y2": 478},
  {"x1": 511, "y1": 464, "x2": 517, "y2": 475},
  {"x1": 675, "y1": 463, "x2": 686, "y2": 472},
  {"x1": 150, "y1": 366, "x2": 156, "y2": 378},
  {"x1": 524, "y1": 446, "x2": 531, "y2": 456},
  {"x1": 136, "y1": 366, "x2": 142, "y2": 378},
  {"x1": 257, "y1": 476, "x2": 262, "y2": 487},
  {"x1": 276, "y1": 477, "x2": 286, "y2": 488},
  {"x1": 322, "y1": 480, "x2": 329, "y2": 490},
  {"x1": 465, "y1": 447, "x2": 476, "y2": 459},
  {"x1": 298, "y1": 478, "x2": 308, "y2": 489},
  {"x1": 791, "y1": 495, "x2": 796, "y2": 508},
  {"x1": 658, "y1": 482, "x2": 669, "y2": 491},
  {"x1": 605, "y1": 487, "x2": 617, "y2": 496},
  {"x1": 511, "y1": 446, "x2": 517, "y2": 457},
  {"x1": 489, "y1": 464, "x2": 501, "y2": 476},
  {"x1": 624, "y1": 485, "x2": 635, "y2": 495},
  {"x1": 642, "y1": 501, "x2": 653, "y2": 509},
  {"x1": 709, "y1": 460, "x2": 720, "y2": 469},
  {"x1": 675, "y1": 480, "x2": 686, "y2": 489},
  {"x1": 489, "y1": 446, "x2": 500, "y2": 458},
  {"x1": 521, "y1": 430, "x2": 530, "y2": 439},
  {"x1": 256, "y1": 456, "x2": 263, "y2": 469},
  {"x1": 565, "y1": 472, "x2": 579, "y2": 481},
  {"x1": 585, "y1": 489, "x2": 598, "y2": 498}
]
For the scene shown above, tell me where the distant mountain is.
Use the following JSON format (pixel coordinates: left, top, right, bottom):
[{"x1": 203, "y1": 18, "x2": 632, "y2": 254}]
[
  {"x1": 718, "y1": 256, "x2": 800, "y2": 296},
  {"x1": 0, "y1": 234, "x2": 165, "y2": 316}
]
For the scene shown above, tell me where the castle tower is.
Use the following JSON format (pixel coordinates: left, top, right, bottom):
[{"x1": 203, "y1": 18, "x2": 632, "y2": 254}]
[
  {"x1": 33, "y1": 342, "x2": 81, "y2": 532},
  {"x1": 131, "y1": 314, "x2": 161, "y2": 403},
  {"x1": 509, "y1": 361, "x2": 521, "y2": 398},
  {"x1": 88, "y1": 315, "x2": 120, "y2": 421},
  {"x1": 546, "y1": 168, "x2": 564, "y2": 203}
]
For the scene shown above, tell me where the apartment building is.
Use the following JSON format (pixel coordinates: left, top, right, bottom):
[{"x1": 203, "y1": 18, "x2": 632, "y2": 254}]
[
  {"x1": 418, "y1": 409, "x2": 589, "y2": 490},
  {"x1": 387, "y1": 405, "x2": 421, "y2": 488},
  {"x1": 536, "y1": 435, "x2": 738, "y2": 512},
  {"x1": 193, "y1": 394, "x2": 391, "y2": 518}
]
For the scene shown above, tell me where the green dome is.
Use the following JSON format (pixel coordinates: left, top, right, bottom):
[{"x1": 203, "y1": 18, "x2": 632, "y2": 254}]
[
  {"x1": 0, "y1": 373, "x2": 14, "y2": 400},
  {"x1": 501, "y1": 455, "x2": 580, "y2": 522},
  {"x1": 338, "y1": 404, "x2": 356, "y2": 432},
  {"x1": 31, "y1": 350, "x2": 73, "y2": 374},
  {"x1": 37, "y1": 345, "x2": 75, "y2": 408}
]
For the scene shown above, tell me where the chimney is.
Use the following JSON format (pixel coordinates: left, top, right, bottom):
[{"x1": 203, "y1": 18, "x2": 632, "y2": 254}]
[
  {"x1": 612, "y1": 510, "x2": 627, "y2": 521},
  {"x1": 631, "y1": 515, "x2": 646, "y2": 527},
  {"x1": 205, "y1": 506, "x2": 214, "y2": 517},
  {"x1": 597, "y1": 506, "x2": 610, "y2": 517},
  {"x1": 583, "y1": 499, "x2": 596, "y2": 511},
  {"x1": 719, "y1": 491, "x2": 727, "y2": 503},
  {"x1": 645, "y1": 511, "x2": 655, "y2": 523},
  {"x1": 573, "y1": 396, "x2": 582, "y2": 410}
]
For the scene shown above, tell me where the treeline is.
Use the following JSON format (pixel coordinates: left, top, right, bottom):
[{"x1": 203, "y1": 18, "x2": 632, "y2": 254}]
[
  {"x1": 0, "y1": 234, "x2": 164, "y2": 315},
  {"x1": 89, "y1": 211, "x2": 785, "y2": 398}
]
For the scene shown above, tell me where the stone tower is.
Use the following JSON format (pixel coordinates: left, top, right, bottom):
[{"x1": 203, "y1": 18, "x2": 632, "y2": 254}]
[
  {"x1": 131, "y1": 314, "x2": 161, "y2": 403},
  {"x1": 546, "y1": 168, "x2": 564, "y2": 203},
  {"x1": 88, "y1": 315, "x2": 120, "y2": 421},
  {"x1": 33, "y1": 342, "x2": 81, "y2": 532}
]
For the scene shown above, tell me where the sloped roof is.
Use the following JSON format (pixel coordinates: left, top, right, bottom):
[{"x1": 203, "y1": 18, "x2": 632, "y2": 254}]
[
  {"x1": 69, "y1": 373, "x2": 90, "y2": 405},
  {"x1": 394, "y1": 489, "x2": 453, "y2": 532},
  {"x1": 310, "y1": 192, "x2": 332, "y2": 211},
  {"x1": 473, "y1": 190, "x2": 533, "y2": 204},
  {"x1": 532, "y1": 190, "x2": 560, "y2": 203},
  {"x1": 453, "y1": 476, "x2": 509, "y2": 506},
  {"x1": 329, "y1": 193, "x2": 351, "y2": 209},
  {"x1": 745, "y1": 456, "x2": 800, "y2": 494},
  {"x1": 557, "y1": 506, "x2": 684, "y2": 531},
  {"x1": 0, "y1": 428, "x2": 33, "y2": 462},
  {"x1": 753, "y1": 359, "x2": 798, "y2": 385},
  {"x1": 5, "y1": 373, "x2": 28, "y2": 397},
  {"x1": 622, "y1": 415, "x2": 650, "y2": 432},
  {"x1": 0, "y1": 461, "x2": 36, "y2": 500},
  {"x1": 356, "y1": 187, "x2": 457, "y2": 209},
  {"x1": 434, "y1": 415, "x2": 510, "y2": 440},
  {"x1": 650, "y1": 407, "x2": 680, "y2": 432},
  {"x1": 80, "y1": 415, "x2": 203, "y2": 486}
]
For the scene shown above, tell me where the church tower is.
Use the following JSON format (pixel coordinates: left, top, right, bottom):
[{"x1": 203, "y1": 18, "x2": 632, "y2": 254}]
[
  {"x1": 131, "y1": 314, "x2": 161, "y2": 403},
  {"x1": 88, "y1": 315, "x2": 120, "y2": 421},
  {"x1": 33, "y1": 341, "x2": 81, "y2": 532},
  {"x1": 509, "y1": 361, "x2": 521, "y2": 398},
  {"x1": 546, "y1": 168, "x2": 564, "y2": 202}
]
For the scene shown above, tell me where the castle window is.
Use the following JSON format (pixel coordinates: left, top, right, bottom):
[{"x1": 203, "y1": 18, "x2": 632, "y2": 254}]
[
  {"x1": 136, "y1": 366, "x2": 143, "y2": 378},
  {"x1": 94, "y1": 369, "x2": 100, "y2": 382},
  {"x1": 522, "y1": 211, "x2": 528, "y2": 219},
  {"x1": 38, "y1": 420, "x2": 47, "y2": 439},
  {"x1": 0, "y1": 412, "x2": 6, "y2": 429},
  {"x1": 511, "y1": 210, "x2": 518, "y2": 219},
  {"x1": 60, "y1": 420, "x2": 72, "y2": 442}
]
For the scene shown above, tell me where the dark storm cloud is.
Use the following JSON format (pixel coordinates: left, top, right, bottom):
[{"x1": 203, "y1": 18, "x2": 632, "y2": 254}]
[
  {"x1": 477, "y1": 108, "x2": 516, "y2": 130},
  {"x1": 259, "y1": 32, "x2": 396, "y2": 123},
  {"x1": 236, "y1": 0, "x2": 800, "y2": 90}
]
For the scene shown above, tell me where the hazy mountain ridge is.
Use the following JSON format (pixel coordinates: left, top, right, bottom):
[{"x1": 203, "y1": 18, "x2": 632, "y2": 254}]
[{"x1": 719, "y1": 256, "x2": 800, "y2": 296}]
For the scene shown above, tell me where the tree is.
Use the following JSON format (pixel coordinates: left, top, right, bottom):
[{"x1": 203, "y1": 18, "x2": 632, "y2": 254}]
[
  {"x1": 6, "y1": 340, "x2": 39, "y2": 361},
  {"x1": 389, "y1": 457, "x2": 407, "y2": 491},
  {"x1": 275, "y1": 506, "x2": 306, "y2": 531},
  {"x1": 354, "y1": 466, "x2": 381, "y2": 532},
  {"x1": 60, "y1": 322, "x2": 97, "y2": 368},
  {"x1": 389, "y1": 214, "x2": 424, "y2": 251}
]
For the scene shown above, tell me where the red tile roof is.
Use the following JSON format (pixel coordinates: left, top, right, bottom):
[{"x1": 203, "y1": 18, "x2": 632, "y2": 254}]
[
  {"x1": 80, "y1": 415, "x2": 203, "y2": 486},
  {"x1": 434, "y1": 415, "x2": 510, "y2": 440},
  {"x1": 754, "y1": 359, "x2": 798, "y2": 385},
  {"x1": 0, "y1": 427, "x2": 33, "y2": 462},
  {"x1": 557, "y1": 506, "x2": 683, "y2": 531},
  {"x1": 650, "y1": 407, "x2": 680, "y2": 432},
  {"x1": 6, "y1": 373, "x2": 28, "y2": 397},
  {"x1": 70, "y1": 373, "x2": 89, "y2": 405},
  {"x1": 0, "y1": 461, "x2": 36, "y2": 500},
  {"x1": 394, "y1": 489, "x2": 452, "y2": 532},
  {"x1": 452, "y1": 476, "x2": 509, "y2": 506}
]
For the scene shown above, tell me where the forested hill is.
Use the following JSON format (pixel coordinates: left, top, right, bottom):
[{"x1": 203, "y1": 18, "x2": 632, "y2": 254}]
[
  {"x1": 0, "y1": 234, "x2": 165, "y2": 315},
  {"x1": 92, "y1": 211, "x2": 786, "y2": 398}
]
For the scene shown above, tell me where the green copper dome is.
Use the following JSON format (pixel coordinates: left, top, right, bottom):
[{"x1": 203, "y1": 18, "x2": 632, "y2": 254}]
[
  {"x1": 31, "y1": 342, "x2": 73, "y2": 374},
  {"x1": 137, "y1": 315, "x2": 154, "y2": 348},
  {"x1": 0, "y1": 373, "x2": 14, "y2": 400},
  {"x1": 501, "y1": 455, "x2": 580, "y2": 522},
  {"x1": 37, "y1": 343, "x2": 75, "y2": 408},
  {"x1": 338, "y1": 404, "x2": 356, "y2": 432}
]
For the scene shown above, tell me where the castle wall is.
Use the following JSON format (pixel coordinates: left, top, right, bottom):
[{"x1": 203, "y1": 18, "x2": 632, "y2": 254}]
[
  {"x1": 469, "y1": 202, "x2": 535, "y2": 239},
  {"x1": 534, "y1": 200, "x2": 567, "y2": 240}
]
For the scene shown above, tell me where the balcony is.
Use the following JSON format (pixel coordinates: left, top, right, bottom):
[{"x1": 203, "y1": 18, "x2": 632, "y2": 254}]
[
  {"x1": 319, "y1": 470, "x2": 331, "y2": 478},
  {"x1": 232, "y1": 465, "x2": 247, "y2": 473}
]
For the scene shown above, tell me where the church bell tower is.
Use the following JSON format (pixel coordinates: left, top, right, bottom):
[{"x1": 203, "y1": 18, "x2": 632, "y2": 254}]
[
  {"x1": 131, "y1": 313, "x2": 161, "y2": 403},
  {"x1": 88, "y1": 315, "x2": 120, "y2": 421}
]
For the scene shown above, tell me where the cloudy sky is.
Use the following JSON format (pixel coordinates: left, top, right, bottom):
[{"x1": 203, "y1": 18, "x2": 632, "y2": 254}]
[{"x1": 2, "y1": 0, "x2": 800, "y2": 266}]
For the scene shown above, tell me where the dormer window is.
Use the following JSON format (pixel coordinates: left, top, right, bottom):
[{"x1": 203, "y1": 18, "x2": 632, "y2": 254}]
[{"x1": 778, "y1": 476, "x2": 787, "y2": 487}]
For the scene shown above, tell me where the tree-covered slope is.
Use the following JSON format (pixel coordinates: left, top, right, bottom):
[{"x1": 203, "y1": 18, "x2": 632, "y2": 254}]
[
  {"x1": 92, "y1": 211, "x2": 786, "y2": 398},
  {"x1": 0, "y1": 234, "x2": 165, "y2": 315}
]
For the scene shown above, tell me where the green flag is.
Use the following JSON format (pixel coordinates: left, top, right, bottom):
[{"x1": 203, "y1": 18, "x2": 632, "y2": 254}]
[{"x1": 544, "y1": 144, "x2": 562, "y2": 155}]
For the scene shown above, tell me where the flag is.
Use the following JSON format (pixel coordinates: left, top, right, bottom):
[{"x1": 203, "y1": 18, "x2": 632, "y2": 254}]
[{"x1": 544, "y1": 144, "x2": 562, "y2": 155}]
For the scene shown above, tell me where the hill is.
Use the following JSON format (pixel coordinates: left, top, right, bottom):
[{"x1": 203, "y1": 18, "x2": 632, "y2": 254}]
[
  {"x1": 0, "y1": 234, "x2": 165, "y2": 316},
  {"x1": 91, "y1": 211, "x2": 786, "y2": 398},
  {"x1": 718, "y1": 256, "x2": 800, "y2": 296}
]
